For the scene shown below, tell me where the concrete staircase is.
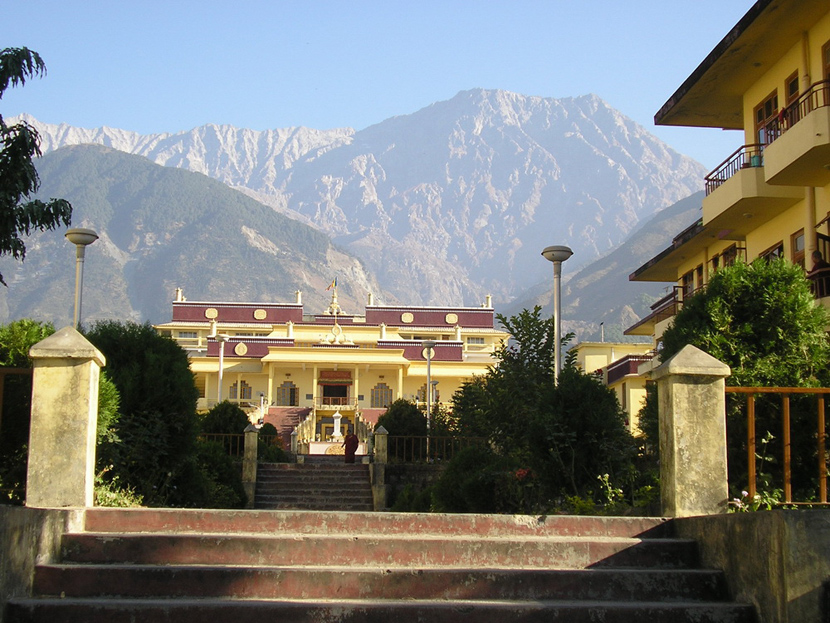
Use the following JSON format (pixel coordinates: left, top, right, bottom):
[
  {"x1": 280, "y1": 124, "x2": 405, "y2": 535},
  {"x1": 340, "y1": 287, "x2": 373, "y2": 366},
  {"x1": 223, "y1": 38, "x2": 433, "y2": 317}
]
[
  {"x1": 6, "y1": 508, "x2": 756, "y2": 622},
  {"x1": 255, "y1": 459, "x2": 374, "y2": 511}
]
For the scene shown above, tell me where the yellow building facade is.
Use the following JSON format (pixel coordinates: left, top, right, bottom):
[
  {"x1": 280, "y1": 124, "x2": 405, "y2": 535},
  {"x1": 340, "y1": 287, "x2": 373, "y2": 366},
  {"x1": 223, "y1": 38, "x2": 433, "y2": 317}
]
[
  {"x1": 572, "y1": 341, "x2": 653, "y2": 433},
  {"x1": 628, "y1": 0, "x2": 830, "y2": 349},
  {"x1": 155, "y1": 288, "x2": 509, "y2": 450}
]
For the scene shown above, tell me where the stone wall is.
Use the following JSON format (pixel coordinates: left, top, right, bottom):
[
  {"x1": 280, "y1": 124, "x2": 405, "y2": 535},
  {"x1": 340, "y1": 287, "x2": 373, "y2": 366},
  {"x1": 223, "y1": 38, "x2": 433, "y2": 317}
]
[
  {"x1": 0, "y1": 507, "x2": 82, "y2": 623},
  {"x1": 673, "y1": 510, "x2": 830, "y2": 623}
]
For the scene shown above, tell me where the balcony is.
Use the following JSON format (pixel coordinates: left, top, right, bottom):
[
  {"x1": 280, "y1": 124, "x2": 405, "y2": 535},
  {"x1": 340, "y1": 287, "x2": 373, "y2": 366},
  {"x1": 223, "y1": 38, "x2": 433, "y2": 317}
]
[
  {"x1": 764, "y1": 79, "x2": 830, "y2": 187},
  {"x1": 606, "y1": 354, "x2": 655, "y2": 385},
  {"x1": 702, "y1": 145, "x2": 802, "y2": 237},
  {"x1": 624, "y1": 287, "x2": 684, "y2": 337}
]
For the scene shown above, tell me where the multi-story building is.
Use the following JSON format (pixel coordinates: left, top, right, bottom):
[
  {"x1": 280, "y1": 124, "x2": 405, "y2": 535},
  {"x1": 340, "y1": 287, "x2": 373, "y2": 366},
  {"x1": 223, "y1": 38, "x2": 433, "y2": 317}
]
[
  {"x1": 627, "y1": 0, "x2": 830, "y2": 350},
  {"x1": 571, "y1": 341, "x2": 653, "y2": 432},
  {"x1": 155, "y1": 287, "x2": 509, "y2": 450}
]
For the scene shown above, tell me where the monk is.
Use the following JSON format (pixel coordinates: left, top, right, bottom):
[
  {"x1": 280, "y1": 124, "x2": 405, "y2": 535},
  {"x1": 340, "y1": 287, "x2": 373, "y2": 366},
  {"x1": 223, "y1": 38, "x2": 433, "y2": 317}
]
[{"x1": 343, "y1": 431, "x2": 359, "y2": 464}]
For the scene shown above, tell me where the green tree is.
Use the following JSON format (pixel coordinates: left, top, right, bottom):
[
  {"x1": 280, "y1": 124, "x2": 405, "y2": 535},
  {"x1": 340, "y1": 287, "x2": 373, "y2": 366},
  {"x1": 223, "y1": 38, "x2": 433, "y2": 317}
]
[
  {"x1": 652, "y1": 258, "x2": 830, "y2": 500},
  {"x1": 199, "y1": 401, "x2": 250, "y2": 435},
  {"x1": 447, "y1": 307, "x2": 637, "y2": 512},
  {"x1": 376, "y1": 399, "x2": 427, "y2": 436},
  {"x1": 660, "y1": 258, "x2": 830, "y2": 386},
  {"x1": 84, "y1": 320, "x2": 200, "y2": 506},
  {"x1": 0, "y1": 47, "x2": 72, "y2": 285}
]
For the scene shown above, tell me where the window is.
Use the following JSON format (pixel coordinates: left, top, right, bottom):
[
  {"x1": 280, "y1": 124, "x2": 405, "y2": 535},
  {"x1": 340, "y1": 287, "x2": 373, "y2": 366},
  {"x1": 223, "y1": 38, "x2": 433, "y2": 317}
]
[
  {"x1": 722, "y1": 244, "x2": 739, "y2": 267},
  {"x1": 754, "y1": 91, "x2": 779, "y2": 144},
  {"x1": 276, "y1": 381, "x2": 298, "y2": 406},
  {"x1": 759, "y1": 241, "x2": 784, "y2": 263},
  {"x1": 370, "y1": 383, "x2": 393, "y2": 408},
  {"x1": 695, "y1": 264, "x2": 704, "y2": 289},
  {"x1": 178, "y1": 331, "x2": 197, "y2": 339},
  {"x1": 680, "y1": 270, "x2": 694, "y2": 300},
  {"x1": 791, "y1": 230, "x2": 805, "y2": 268},
  {"x1": 416, "y1": 384, "x2": 439, "y2": 403},
  {"x1": 467, "y1": 337, "x2": 485, "y2": 345},
  {"x1": 786, "y1": 72, "x2": 799, "y2": 105},
  {"x1": 783, "y1": 71, "x2": 800, "y2": 127},
  {"x1": 824, "y1": 41, "x2": 830, "y2": 80},
  {"x1": 228, "y1": 380, "x2": 252, "y2": 401}
]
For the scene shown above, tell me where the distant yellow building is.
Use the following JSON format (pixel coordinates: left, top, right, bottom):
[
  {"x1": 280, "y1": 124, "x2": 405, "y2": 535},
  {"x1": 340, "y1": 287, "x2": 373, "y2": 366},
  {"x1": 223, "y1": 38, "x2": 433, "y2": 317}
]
[
  {"x1": 627, "y1": 0, "x2": 830, "y2": 351},
  {"x1": 572, "y1": 341, "x2": 653, "y2": 433},
  {"x1": 156, "y1": 288, "x2": 509, "y2": 452}
]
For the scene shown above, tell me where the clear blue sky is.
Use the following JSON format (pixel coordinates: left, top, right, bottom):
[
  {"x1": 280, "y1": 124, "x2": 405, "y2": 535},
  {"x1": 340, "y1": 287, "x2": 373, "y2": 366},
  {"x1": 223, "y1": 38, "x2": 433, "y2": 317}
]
[{"x1": 3, "y1": 1, "x2": 753, "y2": 169}]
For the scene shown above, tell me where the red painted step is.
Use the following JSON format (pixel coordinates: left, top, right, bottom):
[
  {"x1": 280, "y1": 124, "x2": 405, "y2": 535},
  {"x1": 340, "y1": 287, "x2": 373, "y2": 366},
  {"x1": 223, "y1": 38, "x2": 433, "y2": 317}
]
[{"x1": 6, "y1": 508, "x2": 757, "y2": 623}]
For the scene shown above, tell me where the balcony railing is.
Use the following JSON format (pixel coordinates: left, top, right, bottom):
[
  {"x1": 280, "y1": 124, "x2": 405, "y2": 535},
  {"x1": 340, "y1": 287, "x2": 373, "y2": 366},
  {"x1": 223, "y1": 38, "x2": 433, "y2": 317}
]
[
  {"x1": 704, "y1": 144, "x2": 764, "y2": 195},
  {"x1": 726, "y1": 387, "x2": 829, "y2": 506},
  {"x1": 315, "y1": 397, "x2": 357, "y2": 410},
  {"x1": 778, "y1": 79, "x2": 830, "y2": 136},
  {"x1": 606, "y1": 354, "x2": 655, "y2": 386}
]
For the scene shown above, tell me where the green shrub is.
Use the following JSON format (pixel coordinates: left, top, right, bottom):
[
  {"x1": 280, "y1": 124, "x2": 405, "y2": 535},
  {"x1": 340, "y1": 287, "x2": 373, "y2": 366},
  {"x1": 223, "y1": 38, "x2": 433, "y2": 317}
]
[
  {"x1": 432, "y1": 445, "x2": 521, "y2": 513},
  {"x1": 390, "y1": 483, "x2": 434, "y2": 512},
  {"x1": 200, "y1": 401, "x2": 250, "y2": 434},
  {"x1": 94, "y1": 467, "x2": 143, "y2": 507}
]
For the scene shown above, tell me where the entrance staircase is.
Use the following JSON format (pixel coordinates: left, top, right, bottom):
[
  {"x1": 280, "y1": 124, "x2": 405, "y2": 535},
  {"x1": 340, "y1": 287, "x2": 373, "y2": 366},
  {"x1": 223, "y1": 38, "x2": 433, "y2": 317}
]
[
  {"x1": 255, "y1": 458, "x2": 374, "y2": 511},
  {"x1": 6, "y1": 508, "x2": 756, "y2": 622}
]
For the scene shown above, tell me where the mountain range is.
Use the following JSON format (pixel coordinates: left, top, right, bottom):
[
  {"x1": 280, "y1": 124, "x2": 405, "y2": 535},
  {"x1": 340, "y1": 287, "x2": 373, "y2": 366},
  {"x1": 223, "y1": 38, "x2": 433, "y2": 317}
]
[{"x1": 7, "y1": 89, "x2": 707, "y2": 334}]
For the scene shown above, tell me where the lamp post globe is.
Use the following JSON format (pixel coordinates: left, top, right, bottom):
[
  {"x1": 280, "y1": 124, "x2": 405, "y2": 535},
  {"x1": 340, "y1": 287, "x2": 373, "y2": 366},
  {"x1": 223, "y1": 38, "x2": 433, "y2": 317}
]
[
  {"x1": 541, "y1": 245, "x2": 573, "y2": 384},
  {"x1": 65, "y1": 228, "x2": 99, "y2": 329}
]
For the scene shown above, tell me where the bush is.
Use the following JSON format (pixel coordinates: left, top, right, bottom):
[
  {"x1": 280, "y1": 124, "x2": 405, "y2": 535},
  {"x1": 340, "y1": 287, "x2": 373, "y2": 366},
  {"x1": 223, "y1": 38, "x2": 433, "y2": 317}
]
[
  {"x1": 447, "y1": 307, "x2": 639, "y2": 514},
  {"x1": 432, "y1": 445, "x2": 522, "y2": 513},
  {"x1": 376, "y1": 399, "x2": 427, "y2": 436},
  {"x1": 390, "y1": 484, "x2": 434, "y2": 512},
  {"x1": 85, "y1": 321, "x2": 200, "y2": 506},
  {"x1": 200, "y1": 401, "x2": 250, "y2": 434}
]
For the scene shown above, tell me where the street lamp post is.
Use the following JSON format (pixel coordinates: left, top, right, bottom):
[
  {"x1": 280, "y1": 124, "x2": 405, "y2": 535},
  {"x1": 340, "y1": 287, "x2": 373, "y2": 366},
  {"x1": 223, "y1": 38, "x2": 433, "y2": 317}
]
[
  {"x1": 541, "y1": 245, "x2": 573, "y2": 384},
  {"x1": 208, "y1": 320, "x2": 230, "y2": 404},
  {"x1": 422, "y1": 339, "x2": 436, "y2": 460},
  {"x1": 216, "y1": 335, "x2": 229, "y2": 403},
  {"x1": 65, "y1": 228, "x2": 99, "y2": 329}
]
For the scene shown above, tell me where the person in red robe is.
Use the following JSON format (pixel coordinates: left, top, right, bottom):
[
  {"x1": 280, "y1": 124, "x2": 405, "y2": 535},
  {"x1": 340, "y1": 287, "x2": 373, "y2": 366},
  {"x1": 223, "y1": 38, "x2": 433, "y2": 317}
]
[{"x1": 343, "y1": 431, "x2": 359, "y2": 464}]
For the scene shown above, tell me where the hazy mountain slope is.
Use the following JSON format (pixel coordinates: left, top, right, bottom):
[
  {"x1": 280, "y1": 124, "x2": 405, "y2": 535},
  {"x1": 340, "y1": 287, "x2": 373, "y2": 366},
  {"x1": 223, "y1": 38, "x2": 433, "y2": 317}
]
[
  {"x1": 279, "y1": 90, "x2": 706, "y2": 305},
  {"x1": 506, "y1": 192, "x2": 704, "y2": 340},
  {"x1": 0, "y1": 145, "x2": 388, "y2": 326},
  {"x1": 16, "y1": 89, "x2": 707, "y2": 308}
]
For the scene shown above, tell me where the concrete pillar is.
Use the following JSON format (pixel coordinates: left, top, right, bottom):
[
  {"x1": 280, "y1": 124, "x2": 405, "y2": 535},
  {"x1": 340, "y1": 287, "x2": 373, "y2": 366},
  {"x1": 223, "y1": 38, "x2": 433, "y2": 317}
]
[
  {"x1": 370, "y1": 426, "x2": 388, "y2": 510},
  {"x1": 651, "y1": 344, "x2": 730, "y2": 517},
  {"x1": 26, "y1": 327, "x2": 106, "y2": 508},
  {"x1": 242, "y1": 424, "x2": 258, "y2": 509}
]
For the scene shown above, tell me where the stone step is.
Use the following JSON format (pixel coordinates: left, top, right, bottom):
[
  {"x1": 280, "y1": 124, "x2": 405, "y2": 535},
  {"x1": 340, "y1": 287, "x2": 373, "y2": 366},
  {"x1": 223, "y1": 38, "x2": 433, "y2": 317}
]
[
  {"x1": 59, "y1": 533, "x2": 699, "y2": 569},
  {"x1": 254, "y1": 462, "x2": 372, "y2": 510},
  {"x1": 80, "y1": 508, "x2": 670, "y2": 539},
  {"x1": 253, "y1": 499, "x2": 375, "y2": 511},
  {"x1": 256, "y1": 474, "x2": 371, "y2": 487},
  {"x1": 32, "y1": 565, "x2": 730, "y2": 602},
  {"x1": 255, "y1": 488, "x2": 372, "y2": 503},
  {"x1": 5, "y1": 597, "x2": 757, "y2": 623},
  {"x1": 259, "y1": 463, "x2": 370, "y2": 471}
]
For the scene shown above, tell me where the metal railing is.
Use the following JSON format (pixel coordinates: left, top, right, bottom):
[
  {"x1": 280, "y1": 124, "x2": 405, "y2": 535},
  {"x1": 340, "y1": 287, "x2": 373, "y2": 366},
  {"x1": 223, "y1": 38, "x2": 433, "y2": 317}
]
[
  {"x1": 197, "y1": 433, "x2": 245, "y2": 457},
  {"x1": 315, "y1": 397, "x2": 357, "y2": 410},
  {"x1": 778, "y1": 79, "x2": 830, "y2": 135},
  {"x1": 606, "y1": 354, "x2": 654, "y2": 386},
  {"x1": 705, "y1": 143, "x2": 765, "y2": 195},
  {"x1": 386, "y1": 436, "x2": 486, "y2": 463},
  {"x1": 726, "y1": 387, "x2": 829, "y2": 505},
  {"x1": 807, "y1": 267, "x2": 830, "y2": 299}
]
